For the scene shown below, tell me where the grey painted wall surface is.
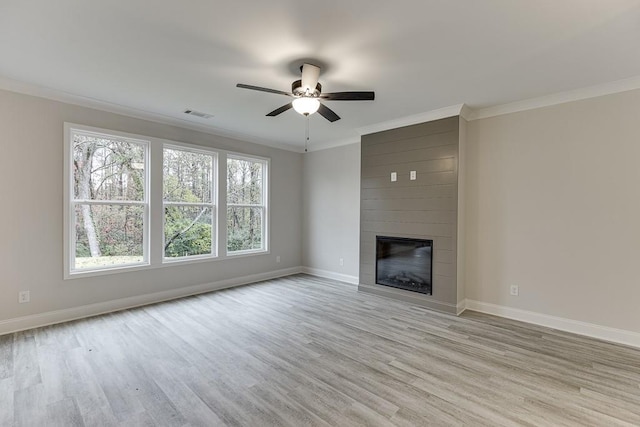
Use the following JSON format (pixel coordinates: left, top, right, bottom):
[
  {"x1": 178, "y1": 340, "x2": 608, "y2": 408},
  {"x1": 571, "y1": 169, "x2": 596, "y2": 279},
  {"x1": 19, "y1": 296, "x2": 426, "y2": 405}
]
[
  {"x1": 465, "y1": 88, "x2": 640, "y2": 333},
  {"x1": 0, "y1": 88, "x2": 303, "y2": 323},
  {"x1": 303, "y1": 143, "x2": 360, "y2": 279},
  {"x1": 359, "y1": 117, "x2": 460, "y2": 312}
]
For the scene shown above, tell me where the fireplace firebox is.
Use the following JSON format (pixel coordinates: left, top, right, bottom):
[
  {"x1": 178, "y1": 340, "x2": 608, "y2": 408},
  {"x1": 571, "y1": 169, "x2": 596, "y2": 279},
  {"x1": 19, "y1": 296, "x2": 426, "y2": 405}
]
[{"x1": 375, "y1": 236, "x2": 433, "y2": 295}]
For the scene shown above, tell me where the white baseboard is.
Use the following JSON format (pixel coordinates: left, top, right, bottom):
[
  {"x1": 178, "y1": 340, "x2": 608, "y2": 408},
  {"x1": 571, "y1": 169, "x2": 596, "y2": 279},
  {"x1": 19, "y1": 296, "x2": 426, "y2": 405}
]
[
  {"x1": 456, "y1": 299, "x2": 467, "y2": 315},
  {"x1": 465, "y1": 299, "x2": 640, "y2": 350},
  {"x1": 0, "y1": 267, "x2": 302, "y2": 336},
  {"x1": 301, "y1": 266, "x2": 359, "y2": 285}
]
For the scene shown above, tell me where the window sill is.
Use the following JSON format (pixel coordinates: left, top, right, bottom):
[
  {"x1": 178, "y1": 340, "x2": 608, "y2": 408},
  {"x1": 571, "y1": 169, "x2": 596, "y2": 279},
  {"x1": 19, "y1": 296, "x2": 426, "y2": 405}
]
[
  {"x1": 66, "y1": 262, "x2": 152, "y2": 280},
  {"x1": 64, "y1": 250, "x2": 271, "y2": 280},
  {"x1": 162, "y1": 254, "x2": 218, "y2": 267},
  {"x1": 226, "y1": 249, "x2": 269, "y2": 258}
]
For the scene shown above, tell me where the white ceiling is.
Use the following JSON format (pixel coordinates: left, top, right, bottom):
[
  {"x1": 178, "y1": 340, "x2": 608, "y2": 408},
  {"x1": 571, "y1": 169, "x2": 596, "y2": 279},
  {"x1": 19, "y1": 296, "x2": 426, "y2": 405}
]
[{"x1": 1, "y1": 1, "x2": 640, "y2": 151}]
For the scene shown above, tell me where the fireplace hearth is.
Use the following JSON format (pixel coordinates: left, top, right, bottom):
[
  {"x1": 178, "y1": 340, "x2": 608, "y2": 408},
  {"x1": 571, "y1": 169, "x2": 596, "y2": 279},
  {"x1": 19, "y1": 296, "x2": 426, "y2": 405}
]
[{"x1": 375, "y1": 236, "x2": 433, "y2": 295}]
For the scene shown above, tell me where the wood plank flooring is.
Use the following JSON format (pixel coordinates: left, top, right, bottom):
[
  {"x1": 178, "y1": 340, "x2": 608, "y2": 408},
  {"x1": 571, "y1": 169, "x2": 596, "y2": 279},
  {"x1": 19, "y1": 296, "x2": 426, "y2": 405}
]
[{"x1": 1, "y1": 274, "x2": 640, "y2": 426}]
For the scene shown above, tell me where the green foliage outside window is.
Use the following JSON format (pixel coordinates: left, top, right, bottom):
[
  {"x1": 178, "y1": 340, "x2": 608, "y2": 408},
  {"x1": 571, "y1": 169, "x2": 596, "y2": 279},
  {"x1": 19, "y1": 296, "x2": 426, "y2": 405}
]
[{"x1": 163, "y1": 148, "x2": 214, "y2": 258}]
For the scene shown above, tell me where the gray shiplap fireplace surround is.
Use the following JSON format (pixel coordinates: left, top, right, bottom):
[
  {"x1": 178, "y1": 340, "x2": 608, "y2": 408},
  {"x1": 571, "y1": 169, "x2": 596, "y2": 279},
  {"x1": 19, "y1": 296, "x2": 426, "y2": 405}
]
[{"x1": 358, "y1": 116, "x2": 465, "y2": 314}]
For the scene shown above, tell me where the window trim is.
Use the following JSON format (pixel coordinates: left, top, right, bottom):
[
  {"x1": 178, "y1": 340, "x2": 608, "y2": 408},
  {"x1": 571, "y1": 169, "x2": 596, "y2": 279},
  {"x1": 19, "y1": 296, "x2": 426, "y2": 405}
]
[
  {"x1": 162, "y1": 143, "x2": 218, "y2": 262},
  {"x1": 226, "y1": 153, "x2": 269, "y2": 256}
]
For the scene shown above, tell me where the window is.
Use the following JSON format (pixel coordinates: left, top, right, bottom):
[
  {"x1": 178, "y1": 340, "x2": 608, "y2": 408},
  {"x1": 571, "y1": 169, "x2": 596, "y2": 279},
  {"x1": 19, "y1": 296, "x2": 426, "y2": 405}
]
[
  {"x1": 65, "y1": 124, "x2": 269, "y2": 277},
  {"x1": 227, "y1": 155, "x2": 268, "y2": 253},
  {"x1": 163, "y1": 146, "x2": 216, "y2": 259},
  {"x1": 68, "y1": 129, "x2": 149, "y2": 273}
]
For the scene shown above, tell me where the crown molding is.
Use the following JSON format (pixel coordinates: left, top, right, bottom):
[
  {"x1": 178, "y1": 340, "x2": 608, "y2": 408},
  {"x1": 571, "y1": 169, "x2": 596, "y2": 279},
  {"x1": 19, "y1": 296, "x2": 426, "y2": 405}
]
[
  {"x1": 469, "y1": 75, "x2": 640, "y2": 121},
  {"x1": 5, "y1": 70, "x2": 640, "y2": 154},
  {"x1": 356, "y1": 103, "x2": 465, "y2": 136},
  {"x1": 305, "y1": 135, "x2": 361, "y2": 153},
  {"x1": 0, "y1": 75, "x2": 303, "y2": 153},
  {"x1": 307, "y1": 103, "x2": 473, "y2": 153},
  {"x1": 459, "y1": 104, "x2": 474, "y2": 121}
]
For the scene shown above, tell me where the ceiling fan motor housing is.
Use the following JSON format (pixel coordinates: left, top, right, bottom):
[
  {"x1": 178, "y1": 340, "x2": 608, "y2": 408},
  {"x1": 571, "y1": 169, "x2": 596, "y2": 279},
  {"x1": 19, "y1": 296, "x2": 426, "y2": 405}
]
[{"x1": 292, "y1": 80, "x2": 322, "y2": 97}]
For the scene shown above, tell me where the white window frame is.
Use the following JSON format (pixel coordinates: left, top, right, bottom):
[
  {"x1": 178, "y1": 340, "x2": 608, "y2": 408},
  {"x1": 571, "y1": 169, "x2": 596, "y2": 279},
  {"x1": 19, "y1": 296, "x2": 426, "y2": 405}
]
[
  {"x1": 64, "y1": 124, "x2": 150, "y2": 278},
  {"x1": 162, "y1": 144, "x2": 218, "y2": 262},
  {"x1": 226, "y1": 154, "x2": 269, "y2": 256},
  {"x1": 63, "y1": 123, "x2": 271, "y2": 279}
]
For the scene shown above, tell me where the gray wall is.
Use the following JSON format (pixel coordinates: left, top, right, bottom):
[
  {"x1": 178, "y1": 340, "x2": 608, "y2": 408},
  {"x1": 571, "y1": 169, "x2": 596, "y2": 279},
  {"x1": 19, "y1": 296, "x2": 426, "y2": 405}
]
[
  {"x1": 0, "y1": 89, "x2": 303, "y2": 328},
  {"x1": 465, "y1": 88, "x2": 640, "y2": 334},
  {"x1": 359, "y1": 117, "x2": 460, "y2": 313},
  {"x1": 302, "y1": 143, "x2": 360, "y2": 281}
]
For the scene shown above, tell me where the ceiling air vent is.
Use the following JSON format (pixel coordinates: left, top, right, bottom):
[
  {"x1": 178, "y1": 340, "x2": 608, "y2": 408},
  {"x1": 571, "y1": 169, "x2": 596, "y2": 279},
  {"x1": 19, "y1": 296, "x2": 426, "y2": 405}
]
[{"x1": 184, "y1": 109, "x2": 214, "y2": 119}]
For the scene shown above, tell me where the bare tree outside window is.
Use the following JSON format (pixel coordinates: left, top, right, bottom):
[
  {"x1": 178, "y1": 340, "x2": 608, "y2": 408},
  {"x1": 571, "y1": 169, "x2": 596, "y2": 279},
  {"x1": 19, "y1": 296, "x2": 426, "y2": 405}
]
[{"x1": 227, "y1": 156, "x2": 266, "y2": 252}]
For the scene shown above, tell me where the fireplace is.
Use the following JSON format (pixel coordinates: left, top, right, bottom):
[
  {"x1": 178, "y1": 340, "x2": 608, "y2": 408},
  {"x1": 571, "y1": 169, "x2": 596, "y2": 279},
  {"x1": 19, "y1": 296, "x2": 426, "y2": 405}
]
[{"x1": 375, "y1": 236, "x2": 433, "y2": 295}]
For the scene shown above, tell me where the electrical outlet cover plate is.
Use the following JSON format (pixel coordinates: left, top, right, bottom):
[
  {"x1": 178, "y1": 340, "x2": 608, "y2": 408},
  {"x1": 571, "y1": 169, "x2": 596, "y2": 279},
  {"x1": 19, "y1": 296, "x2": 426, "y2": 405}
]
[
  {"x1": 18, "y1": 290, "x2": 30, "y2": 303},
  {"x1": 510, "y1": 285, "x2": 519, "y2": 296}
]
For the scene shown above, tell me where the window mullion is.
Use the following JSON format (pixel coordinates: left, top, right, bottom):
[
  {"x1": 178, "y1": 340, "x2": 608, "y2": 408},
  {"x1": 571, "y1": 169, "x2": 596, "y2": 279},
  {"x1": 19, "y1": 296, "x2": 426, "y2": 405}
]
[
  {"x1": 163, "y1": 201, "x2": 215, "y2": 207},
  {"x1": 227, "y1": 203, "x2": 263, "y2": 208}
]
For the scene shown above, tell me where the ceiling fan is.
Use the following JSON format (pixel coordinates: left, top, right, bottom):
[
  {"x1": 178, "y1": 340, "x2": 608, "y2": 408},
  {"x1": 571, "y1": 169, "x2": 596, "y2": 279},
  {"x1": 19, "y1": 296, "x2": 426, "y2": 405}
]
[{"x1": 236, "y1": 63, "x2": 375, "y2": 122}]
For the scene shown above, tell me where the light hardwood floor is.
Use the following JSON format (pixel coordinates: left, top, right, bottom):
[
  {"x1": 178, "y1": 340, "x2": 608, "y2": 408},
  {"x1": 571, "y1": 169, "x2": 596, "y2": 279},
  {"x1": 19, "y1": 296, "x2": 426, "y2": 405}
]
[{"x1": 1, "y1": 274, "x2": 640, "y2": 426}]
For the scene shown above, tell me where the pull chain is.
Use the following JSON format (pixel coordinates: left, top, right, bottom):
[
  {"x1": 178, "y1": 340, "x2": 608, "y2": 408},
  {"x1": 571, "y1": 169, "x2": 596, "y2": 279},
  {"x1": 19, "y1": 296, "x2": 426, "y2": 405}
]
[{"x1": 304, "y1": 114, "x2": 310, "y2": 152}]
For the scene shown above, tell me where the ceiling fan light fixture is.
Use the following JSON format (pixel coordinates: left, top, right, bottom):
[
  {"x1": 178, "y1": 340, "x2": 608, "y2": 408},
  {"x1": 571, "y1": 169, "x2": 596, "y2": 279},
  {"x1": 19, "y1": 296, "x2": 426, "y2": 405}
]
[
  {"x1": 292, "y1": 97, "x2": 320, "y2": 115},
  {"x1": 237, "y1": 62, "x2": 374, "y2": 123}
]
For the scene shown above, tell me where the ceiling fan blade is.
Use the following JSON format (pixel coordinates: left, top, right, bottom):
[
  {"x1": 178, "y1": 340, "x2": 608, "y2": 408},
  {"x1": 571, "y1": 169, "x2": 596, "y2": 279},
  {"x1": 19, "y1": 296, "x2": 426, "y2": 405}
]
[
  {"x1": 317, "y1": 103, "x2": 341, "y2": 122},
  {"x1": 236, "y1": 83, "x2": 292, "y2": 97},
  {"x1": 301, "y1": 63, "x2": 320, "y2": 93},
  {"x1": 266, "y1": 103, "x2": 293, "y2": 117},
  {"x1": 320, "y1": 91, "x2": 375, "y2": 101}
]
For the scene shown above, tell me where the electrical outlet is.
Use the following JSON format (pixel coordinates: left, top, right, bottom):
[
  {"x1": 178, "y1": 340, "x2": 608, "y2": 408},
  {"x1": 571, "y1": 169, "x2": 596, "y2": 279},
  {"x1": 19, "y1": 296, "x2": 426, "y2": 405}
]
[
  {"x1": 510, "y1": 285, "x2": 519, "y2": 296},
  {"x1": 276, "y1": 256, "x2": 281, "y2": 263},
  {"x1": 390, "y1": 172, "x2": 397, "y2": 182},
  {"x1": 339, "y1": 258, "x2": 344, "y2": 266},
  {"x1": 18, "y1": 290, "x2": 30, "y2": 303},
  {"x1": 410, "y1": 170, "x2": 417, "y2": 180}
]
